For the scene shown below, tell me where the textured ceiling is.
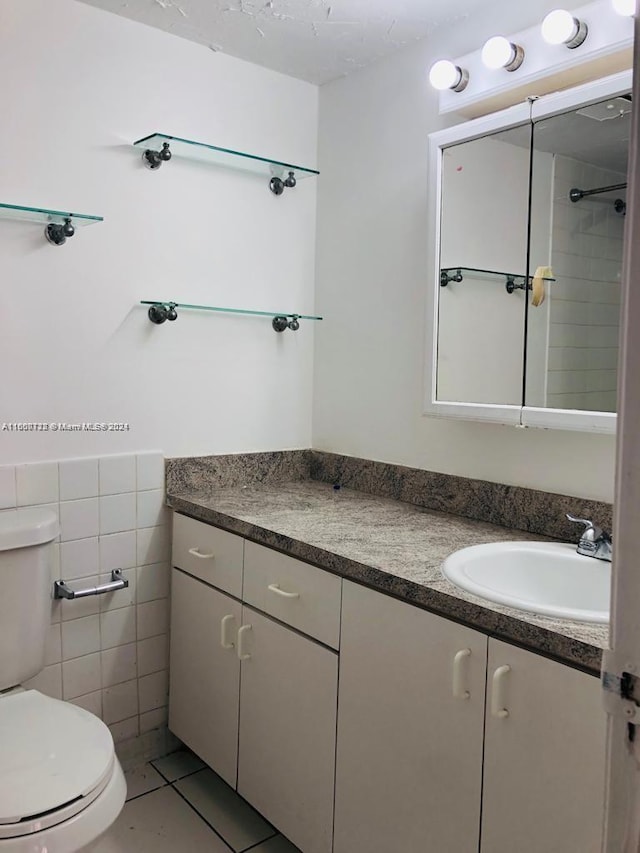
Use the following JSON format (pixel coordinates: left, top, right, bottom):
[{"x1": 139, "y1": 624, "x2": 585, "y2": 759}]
[{"x1": 77, "y1": 0, "x2": 489, "y2": 85}]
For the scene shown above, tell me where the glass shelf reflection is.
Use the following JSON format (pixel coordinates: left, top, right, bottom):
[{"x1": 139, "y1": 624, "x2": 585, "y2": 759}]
[{"x1": 440, "y1": 266, "x2": 556, "y2": 288}]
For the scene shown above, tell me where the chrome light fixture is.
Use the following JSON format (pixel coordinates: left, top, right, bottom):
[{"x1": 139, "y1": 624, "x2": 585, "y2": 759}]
[
  {"x1": 541, "y1": 9, "x2": 589, "y2": 48},
  {"x1": 428, "y1": 59, "x2": 469, "y2": 92},
  {"x1": 481, "y1": 36, "x2": 525, "y2": 71},
  {"x1": 611, "y1": 0, "x2": 636, "y2": 15}
]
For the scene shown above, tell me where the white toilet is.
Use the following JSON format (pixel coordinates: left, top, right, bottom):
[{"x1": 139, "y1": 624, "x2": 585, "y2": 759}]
[{"x1": 0, "y1": 508, "x2": 126, "y2": 852}]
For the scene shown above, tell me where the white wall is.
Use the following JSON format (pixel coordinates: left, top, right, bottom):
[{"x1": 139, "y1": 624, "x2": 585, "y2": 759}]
[
  {"x1": 0, "y1": 0, "x2": 318, "y2": 465},
  {"x1": 313, "y1": 0, "x2": 617, "y2": 502}
]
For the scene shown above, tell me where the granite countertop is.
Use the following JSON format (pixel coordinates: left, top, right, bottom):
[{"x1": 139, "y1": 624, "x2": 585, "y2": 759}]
[{"x1": 167, "y1": 480, "x2": 608, "y2": 674}]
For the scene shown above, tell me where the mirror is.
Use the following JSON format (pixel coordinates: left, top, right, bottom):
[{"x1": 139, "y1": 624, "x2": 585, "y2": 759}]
[
  {"x1": 526, "y1": 94, "x2": 630, "y2": 414},
  {"x1": 437, "y1": 124, "x2": 531, "y2": 406},
  {"x1": 427, "y1": 72, "x2": 631, "y2": 433}
]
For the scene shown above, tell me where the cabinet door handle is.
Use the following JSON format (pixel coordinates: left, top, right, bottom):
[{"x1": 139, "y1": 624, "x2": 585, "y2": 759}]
[
  {"x1": 491, "y1": 665, "x2": 511, "y2": 719},
  {"x1": 268, "y1": 583, "x2": 300, "y2": 600},
  {"x1": 220, "y1": 615, "x2": 235, "y2": 650},
  {"x1": 452, "y1": 648, "x2": 471, "y2": 699},
  {"x1": 237, "y1": 624, "x2": 252, "y2": 660},
  {"x1": 188, "y1": 547, "x2": 215, "y2": 560}
]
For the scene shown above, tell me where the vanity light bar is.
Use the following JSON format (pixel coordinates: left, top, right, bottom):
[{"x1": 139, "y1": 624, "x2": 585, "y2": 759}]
[{"x1": 428, "y1": 0, "x2": 633, "y2": 103}]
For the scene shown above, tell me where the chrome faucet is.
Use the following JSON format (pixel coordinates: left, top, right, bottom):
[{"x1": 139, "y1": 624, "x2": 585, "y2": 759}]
[{"x1": 566, "y1": 514, "x2": 612, "y2": 562}]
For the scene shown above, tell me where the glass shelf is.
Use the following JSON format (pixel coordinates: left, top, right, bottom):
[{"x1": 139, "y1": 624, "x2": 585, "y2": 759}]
[
  {"x1": 141, "y1": 301, "x2": 322, "y2": 332},
  {"x1": 133, "y1": 133, "x2": 319, "y2": 182},
  {"x1": 0, "y1": 202, "x2": 103, "y2": 227},
  {"x1": 440, "y1": 266, "x2": 556, "y2": 288}
]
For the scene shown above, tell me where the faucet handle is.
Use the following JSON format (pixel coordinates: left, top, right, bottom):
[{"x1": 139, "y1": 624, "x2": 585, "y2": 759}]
[{"x1": 566, "y1": 514, "x2": 601, "y2": 541}]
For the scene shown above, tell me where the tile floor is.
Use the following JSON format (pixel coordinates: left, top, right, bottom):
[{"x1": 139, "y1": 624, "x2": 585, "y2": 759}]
[{"x1": 92, "y1": 749, "x2": 300, "y2": 852}]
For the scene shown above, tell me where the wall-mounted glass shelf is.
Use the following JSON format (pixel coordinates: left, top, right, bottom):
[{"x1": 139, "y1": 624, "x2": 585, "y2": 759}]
[
  {"x1": 133, "y1": 133, "x2": 319, "y2": 195},
  {"x1": 440, "y1": 266, "x2": 556, "y2": 291},
  {"x1": 0, "y1": 203, "x2": 103, "y2": 246},
  {"x1": 141, "y1": 300, "x2": 323, "y2": 333}
]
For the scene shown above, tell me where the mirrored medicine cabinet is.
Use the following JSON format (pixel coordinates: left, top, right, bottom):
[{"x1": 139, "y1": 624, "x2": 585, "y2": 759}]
[{"x1": 426, "y1": 70, "x2": 632, "y2": 434}]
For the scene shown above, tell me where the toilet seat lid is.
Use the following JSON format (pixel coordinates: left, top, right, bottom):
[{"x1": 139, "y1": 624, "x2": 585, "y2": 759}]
[{"x1": 0, "y1": 690, "x2": 115, "y2": 825}]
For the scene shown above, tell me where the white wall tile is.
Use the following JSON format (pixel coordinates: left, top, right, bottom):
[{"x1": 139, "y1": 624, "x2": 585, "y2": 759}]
[
  {"x1": 99, "y1": 531, "x2": 137, "y2": 573},
  {"x1": 16, "y1": 462, "x2": 59, "y2": 506},
  {"x1": 0, "y1": 466, "x2": 16, "y2": 509},
  {"x1": 63, "y1": 653, "x2": 101, "y2": 699},
  {"x1": 60, "y1": 498, "x2": 99, "y2": 541},
  {"x1": 137, "y1": 489, "x2": 168, "y2": 528},
  {"x1": 136, "y1": 452, "x2": 164, "y2": 492},
  {"x1": 99, "y1": 455, "x2": 136, "y2": 496},
  {"x1": 101, "y1": 606, "x2": 136, "y2": 650},
  {"x1": 61, "y1": 576, "x2": 100, "y2": 621},
  {"x1": 138, "y1": 635, "x2": 169, "y2": 678},
  {"x1": 100, "y1": 493, "x2": 136, "y2": 535},
  {"x1": 137, "y1": 600, "x2": 169, "y2": 641},
  {"x1": 70, "y1": 690, "x2": 102, "y2": 718},
  {"x1": 99, "y1": 568, "x2": 136, "y2": 612},
  {"x1": 24, "y1": 663, "x2": 63, "y2": 699},
  {"x1": 138, "y1": 670, "x2": 169, "y2": 714},
  {"x1": 137, "y1": 526, "x2": 170, "y2": 567},
  {"x1": 101, "y1": 642, "x2": 138, "y2": 688},
  {"x1": 139, "y1": 706, "x2": 168, "y2": 734},
  {"x1": 59, "y1": 537, "x2": 99, "y2": 581},
  {"x1": 59, "y1": 458, "x2": 99, "y2": 501},
  {"x1": 137, "y1": 562, "x2": 170, "y2": 604},
  {"x1": 109, "y1": 716, "x2": 140, "y2": 744},
  {"x1": 62, "y1": 615, "x2": 101, "y2": 660},
  {"x1": 45, "y1": 623, "x2": 62, "y2": 666},
  {"x1": 103, "y1": 679, "x2": 139, "y2": 724}
]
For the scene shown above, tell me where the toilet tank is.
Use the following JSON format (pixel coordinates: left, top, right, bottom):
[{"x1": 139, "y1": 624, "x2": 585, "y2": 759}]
[{"x1": 0, "y1": 508, "x2": 59, "y2": 691}]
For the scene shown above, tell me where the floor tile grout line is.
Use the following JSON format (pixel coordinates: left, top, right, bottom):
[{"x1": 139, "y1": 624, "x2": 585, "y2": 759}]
[
  {"x1": 239, "y1": 831, "x2": 280, "y2": 852},
  {"x1": 170, "y1": 782, "x2": 237, "y2": 852},
  {"x1": 149, "y1": 759, "x2": 206, "y2": 785},
  {"x1": 124, "y1": 780, "x2": 168, "y2": 804}
]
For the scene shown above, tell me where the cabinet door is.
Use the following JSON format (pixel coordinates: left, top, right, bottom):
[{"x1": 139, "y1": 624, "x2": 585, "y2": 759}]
[
  {"x1": 237, "y1": 606, "x2": 338, "y2": 853},
  {"x1": 481, "y1": 639, "x2": 606, "y2": 853},
  {"x1": 169, "y1": 568, "x2": 241, "y2": 787},
  {"x1": 334, "y1": 580, "x2": 488, "y2": 853}
]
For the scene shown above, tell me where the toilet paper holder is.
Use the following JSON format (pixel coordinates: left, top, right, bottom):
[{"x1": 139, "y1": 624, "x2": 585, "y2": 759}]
[{"x1": 54, "y1": 569, "x2": 129, "y2": 600}]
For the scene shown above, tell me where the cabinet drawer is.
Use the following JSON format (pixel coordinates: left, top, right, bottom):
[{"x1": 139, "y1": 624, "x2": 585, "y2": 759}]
[
  {"x1": 172, "y1": 513, "x2": 243, "y2": 598},
  {"x1": 243, "y1": 541, "x2": 342, "y2": 649}
]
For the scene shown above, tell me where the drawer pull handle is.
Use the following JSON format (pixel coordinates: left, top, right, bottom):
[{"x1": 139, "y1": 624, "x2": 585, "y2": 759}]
[
  {"x1": 268, "y1": 583, "x2": 300, "y2": 600},
  {"x1": 189, "y1": 547, "x2": 215, "y2": 560},
  {"x1": 220, "y1": 615, "x2": 235, "y2": 650},
  {"x1": 452, "y1": 648, "x2": 471, "y2": 700},
  {"x1": 491, "y1": 665, "x2": 511, "y2": 719},
  {"x1": 237, "y1": 624, "x2": 252, "y2": 660}
]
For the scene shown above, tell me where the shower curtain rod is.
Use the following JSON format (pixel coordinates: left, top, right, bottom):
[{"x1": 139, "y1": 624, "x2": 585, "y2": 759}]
[{"x1": 569, "y1": 182, "x2": 627, "y2": 203}]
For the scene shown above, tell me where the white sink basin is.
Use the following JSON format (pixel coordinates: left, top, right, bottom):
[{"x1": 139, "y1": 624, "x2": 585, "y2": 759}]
[{"x1": 442, "y1": 541, "x2": 610, "y2": 624}]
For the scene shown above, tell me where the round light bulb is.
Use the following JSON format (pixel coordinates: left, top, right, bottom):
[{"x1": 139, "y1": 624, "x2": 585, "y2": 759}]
[
  {"x1": 541, "y1": 9, "x2": 588, "y2": 47},
  {"x1": 612, "y1": 0, "x2": 636, "y2": 15},
  {"x1": 481, "y1": 36, "x2": 524, "y2": 71},
  {"x1": 428, "y1": 60, "x2": 467, "y2": 92}
]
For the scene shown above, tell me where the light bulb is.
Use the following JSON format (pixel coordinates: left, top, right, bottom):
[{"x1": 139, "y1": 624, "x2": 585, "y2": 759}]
[
  {"x1": 481, "y1": 36, "x2": 524, "y2": 71},
  {"x1": 612, "y1": 0, "x2": 636, "y2": 15},
  {"x1": 541, "y1": 9, "x2": 588, "y2": 48},
  {"x1": 428, "y1": 60, "x2": 468, "y2": 92}
]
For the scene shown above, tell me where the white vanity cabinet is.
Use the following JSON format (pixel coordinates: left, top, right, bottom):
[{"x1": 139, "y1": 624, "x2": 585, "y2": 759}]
[
  {"x1": 481, "y1": 639, "x2": 606, "y2": 853},
  {"x1": 169, "y1": 568, "x2": 241, "y2": 787},
  {"x1": 334, "y1": 580, "x2": 606, "y2": 853},
  {"x1": 333, "y1": 580, "x2": 488, "y2": 853},
  {"x1": 169, "y1": 512, "x2": 606, "y2": 853},
  {"x1": 169, "y1": 512, "x2": 339, "y2": 853},
  {"x1": 237, "y1": 607, "x2": 337, "y2": 853}
]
